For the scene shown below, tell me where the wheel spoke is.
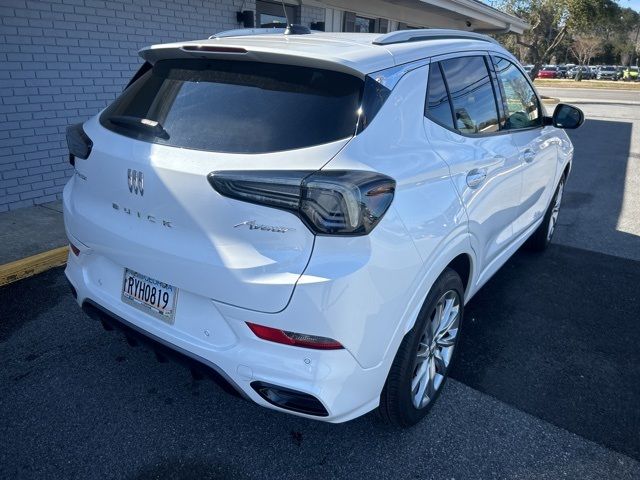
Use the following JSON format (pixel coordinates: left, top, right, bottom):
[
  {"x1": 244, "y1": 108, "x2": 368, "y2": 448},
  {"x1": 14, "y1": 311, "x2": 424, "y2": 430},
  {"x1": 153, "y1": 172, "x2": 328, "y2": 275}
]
[
  {"x1": 433, "y1": 348, "x2": 447, "y2": 373},
  {"x1": 416, "y1": 341, "x2": 430, "y2": 358},
  {"x1": 436, "y1": 328, "x2": 458, "y2": 348},
  {"x1": 423, "y1": 357, "x2": 436, "y2": 402},
  {"x1": 411, "y1": 361, "x2": 428, "y2": 392},
  {"x1": 414, "y1": 362, "x2": 430, "y2": 405},
  {"x1": 435, "y1": 304, "x2": 459, "y2": 340},
  {"x1": 430, "y1": 302, "x2": 443, "y2": 338},
  {"x1": 441, "y1": 298, "x2": 454, "y2": 323}
]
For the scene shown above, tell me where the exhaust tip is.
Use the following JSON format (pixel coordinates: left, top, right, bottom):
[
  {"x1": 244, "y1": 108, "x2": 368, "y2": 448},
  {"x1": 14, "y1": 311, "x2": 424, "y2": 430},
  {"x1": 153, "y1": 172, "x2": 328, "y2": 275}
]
[{"x1": 251, "y1": 381, "x2": 328, "y2": 417}]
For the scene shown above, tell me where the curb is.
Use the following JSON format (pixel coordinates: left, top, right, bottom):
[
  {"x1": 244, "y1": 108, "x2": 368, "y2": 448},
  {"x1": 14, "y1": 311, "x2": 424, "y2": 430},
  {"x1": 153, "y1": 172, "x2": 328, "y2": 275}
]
[{"x1": 0, "y1": 246, "x2": 68, "y2": 287}]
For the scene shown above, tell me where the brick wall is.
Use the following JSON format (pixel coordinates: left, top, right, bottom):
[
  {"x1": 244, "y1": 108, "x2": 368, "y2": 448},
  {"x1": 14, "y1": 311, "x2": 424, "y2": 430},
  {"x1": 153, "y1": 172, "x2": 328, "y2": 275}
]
[{"x1": 0, "y1": 0, "x2": 253, "y2": 211}]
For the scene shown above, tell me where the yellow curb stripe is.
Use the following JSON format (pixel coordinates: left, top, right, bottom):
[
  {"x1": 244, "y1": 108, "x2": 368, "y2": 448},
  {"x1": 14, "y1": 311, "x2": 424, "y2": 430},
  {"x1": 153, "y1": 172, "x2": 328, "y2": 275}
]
[{"x1": 0, "y1": 246, "x2": 69, "y2": 287}]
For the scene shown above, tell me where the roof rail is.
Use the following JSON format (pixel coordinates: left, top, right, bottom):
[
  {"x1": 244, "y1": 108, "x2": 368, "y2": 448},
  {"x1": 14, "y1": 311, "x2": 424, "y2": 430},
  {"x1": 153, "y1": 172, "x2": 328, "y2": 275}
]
[
  {"x1": 210, "y1": 25, "x2": 311, "y2": 40},
  {"x1": 372, "y1": 29, "x2": 499, "y2": 46}
]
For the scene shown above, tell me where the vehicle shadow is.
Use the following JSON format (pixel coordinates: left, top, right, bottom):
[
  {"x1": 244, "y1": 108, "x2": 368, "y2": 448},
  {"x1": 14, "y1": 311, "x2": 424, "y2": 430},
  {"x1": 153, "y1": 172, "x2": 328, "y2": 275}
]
[{"x1": 553, "y1": 117, "x2": 640, "y2": 260}]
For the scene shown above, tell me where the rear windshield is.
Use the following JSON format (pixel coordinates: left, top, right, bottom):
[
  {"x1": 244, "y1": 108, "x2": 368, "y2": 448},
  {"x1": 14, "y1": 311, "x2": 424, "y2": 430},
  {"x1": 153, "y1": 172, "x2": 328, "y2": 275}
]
[{"x1": 100, "y1": 59, "x2": 363, "y2": 154}]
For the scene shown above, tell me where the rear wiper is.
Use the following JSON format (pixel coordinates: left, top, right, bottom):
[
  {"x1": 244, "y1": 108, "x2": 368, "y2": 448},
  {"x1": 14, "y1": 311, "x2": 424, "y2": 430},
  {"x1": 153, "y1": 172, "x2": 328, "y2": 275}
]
[{"x1": 108, "y1": 115, "x2": 170, "y2": 140}]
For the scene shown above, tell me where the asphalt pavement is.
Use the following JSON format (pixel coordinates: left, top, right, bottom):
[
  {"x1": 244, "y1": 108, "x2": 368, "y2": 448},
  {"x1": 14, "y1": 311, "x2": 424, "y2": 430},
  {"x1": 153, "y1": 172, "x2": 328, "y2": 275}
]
[
  {"x1": 1, "y1": 89, "x2": 639, "y2": 479},
  {"x1": 0, "y1": 200, "x2": 66, "y2": 264},
  {"x1": 538, "y1": 87, "x2": 640, "y2": 261}
]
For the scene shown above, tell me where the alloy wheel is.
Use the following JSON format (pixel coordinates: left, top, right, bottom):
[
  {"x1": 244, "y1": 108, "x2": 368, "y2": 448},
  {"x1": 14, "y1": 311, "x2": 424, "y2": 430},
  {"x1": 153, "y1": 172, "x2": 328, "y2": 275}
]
[
  {"x1": 411, "y1": 290, "x2": 461, "y2": 409},
  {"x1": 547, "y1": 180, "x2": 564, "y2": 241}
]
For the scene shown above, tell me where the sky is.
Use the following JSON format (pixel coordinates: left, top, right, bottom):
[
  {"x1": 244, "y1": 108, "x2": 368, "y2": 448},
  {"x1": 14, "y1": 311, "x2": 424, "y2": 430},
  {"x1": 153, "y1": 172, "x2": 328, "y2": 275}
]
[
  {"x1": 620, "y1": 0, "x2": 640, "y2": 13},
  {"x1": 485, "y1": 0, "x2": 640, "y2": 13}
]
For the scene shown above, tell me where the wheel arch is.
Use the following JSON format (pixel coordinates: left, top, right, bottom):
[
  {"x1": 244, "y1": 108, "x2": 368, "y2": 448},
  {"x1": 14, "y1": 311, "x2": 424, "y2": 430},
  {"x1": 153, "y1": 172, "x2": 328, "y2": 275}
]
[
  {"x1": 563, "y1": 160, "x2": 571, "y2": 181},
  {"x1": 446, "y1": 253, "x2": 472, "y2": 298},
  {"x1": 399, "y1": 238, "x2": 476, "y2": 338}
]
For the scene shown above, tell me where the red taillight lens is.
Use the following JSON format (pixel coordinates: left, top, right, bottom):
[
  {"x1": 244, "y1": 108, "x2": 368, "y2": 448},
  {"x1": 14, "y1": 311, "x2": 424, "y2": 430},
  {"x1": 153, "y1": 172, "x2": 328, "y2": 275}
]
[
  {"x1": 182, "y1": 45, "x2": 247, "y2": 54},
  {"x1": 246, "y1": 323, "x2": 343, "y2": 350},
  {"x1": 69, "y1": 243, "x2": 80, "y2": 256}
]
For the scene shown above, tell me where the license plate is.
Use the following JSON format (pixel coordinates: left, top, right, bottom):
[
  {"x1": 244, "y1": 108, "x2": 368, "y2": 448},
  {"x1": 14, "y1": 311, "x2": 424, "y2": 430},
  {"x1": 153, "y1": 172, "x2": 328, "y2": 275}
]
[{"x1": 121, "y1": 269, "x2": 178, "y2": 324}]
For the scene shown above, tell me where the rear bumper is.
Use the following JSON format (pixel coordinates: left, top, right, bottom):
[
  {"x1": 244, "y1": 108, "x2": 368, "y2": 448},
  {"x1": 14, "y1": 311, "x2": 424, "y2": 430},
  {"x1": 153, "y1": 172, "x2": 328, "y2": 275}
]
[
  {"x1": 62, "y1": 164, "x2": 426, "y2": 422},
  {"x1": 65, "y1": 250, "x2": 385, "y2": 422}
]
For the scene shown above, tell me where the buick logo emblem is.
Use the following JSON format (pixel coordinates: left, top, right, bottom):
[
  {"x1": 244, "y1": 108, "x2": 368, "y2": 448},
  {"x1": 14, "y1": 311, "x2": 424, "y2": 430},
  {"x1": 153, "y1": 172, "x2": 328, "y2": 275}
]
[{"x1": 127, "y1": 169, "x2": 144, "y2": 196}]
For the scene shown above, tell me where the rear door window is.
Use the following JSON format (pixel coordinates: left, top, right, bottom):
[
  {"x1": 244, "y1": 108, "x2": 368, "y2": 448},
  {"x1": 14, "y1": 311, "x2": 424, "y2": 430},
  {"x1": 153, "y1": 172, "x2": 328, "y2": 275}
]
[
  {"x1": 439, "y1": 56, "x2": 500, "y2": 134},
  {"x1": 101, "y1": 59, "x2": 363, "y2": 154}
]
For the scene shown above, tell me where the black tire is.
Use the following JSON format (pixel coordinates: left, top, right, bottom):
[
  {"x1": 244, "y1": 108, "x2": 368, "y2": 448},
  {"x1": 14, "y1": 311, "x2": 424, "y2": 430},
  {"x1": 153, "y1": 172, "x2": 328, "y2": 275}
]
[
  {"x1": 378, "y1": 268, "x2": 464, "y2": 427},
  {"x1": 525, "y1": 176, "x2": 565, "y2": 252}
]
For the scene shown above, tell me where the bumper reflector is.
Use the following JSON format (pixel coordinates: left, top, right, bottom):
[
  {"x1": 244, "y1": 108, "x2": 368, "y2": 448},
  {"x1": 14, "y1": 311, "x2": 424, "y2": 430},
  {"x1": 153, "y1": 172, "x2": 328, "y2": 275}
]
[{"x1": 246, "y1": 322, "x2": 343, "y2": 350}]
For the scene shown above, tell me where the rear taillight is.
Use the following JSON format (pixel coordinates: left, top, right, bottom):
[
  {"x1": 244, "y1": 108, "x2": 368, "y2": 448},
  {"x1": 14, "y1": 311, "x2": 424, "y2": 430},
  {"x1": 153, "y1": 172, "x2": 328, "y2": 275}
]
[
  {"x1": 66, "y1": 123, "x2": 93, "y2": 166},
  {"x1": 246, "y1": 323, "x2": 343, "y2": 350},
  {"x1": 208, "y1": 170, "x2": 395, "y2": 236}
]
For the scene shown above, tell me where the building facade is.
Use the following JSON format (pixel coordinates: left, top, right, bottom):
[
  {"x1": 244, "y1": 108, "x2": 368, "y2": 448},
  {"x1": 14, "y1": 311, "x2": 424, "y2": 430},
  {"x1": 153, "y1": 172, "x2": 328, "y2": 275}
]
[{"x1": 0, "y1": 0, "x2": 526, "y2": 211}]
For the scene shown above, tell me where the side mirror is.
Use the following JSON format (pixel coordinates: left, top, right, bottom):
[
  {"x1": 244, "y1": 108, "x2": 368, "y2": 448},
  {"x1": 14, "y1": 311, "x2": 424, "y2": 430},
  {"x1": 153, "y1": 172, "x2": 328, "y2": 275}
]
[{"x1": 545, "y1": 103, "x2": 584, "y2": 129}]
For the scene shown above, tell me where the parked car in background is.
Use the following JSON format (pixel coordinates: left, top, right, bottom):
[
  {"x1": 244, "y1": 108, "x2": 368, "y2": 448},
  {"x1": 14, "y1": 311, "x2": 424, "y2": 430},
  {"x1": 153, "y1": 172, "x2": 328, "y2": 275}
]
[
  {"x1": 566, "y1": 66, "x2": 592, "y2": 79},
  {"x1": 537, "y1": 66, "x2": 559, "y2": 78},
  {"x1": 557, "y1": 65, "x2": 568, "y2": 78},
  {"x1": 63, "y1": 28, "x2": 583, "y2": 426},
  {"x1": 622, "y1": 66, "x2": 639, "y2": 81},
  {"x1": 596, "y1": 65, "x2": 618, "y2": 80},
  {"x1": 523, "y1": 64, "x2": 534, "y2": 79}
]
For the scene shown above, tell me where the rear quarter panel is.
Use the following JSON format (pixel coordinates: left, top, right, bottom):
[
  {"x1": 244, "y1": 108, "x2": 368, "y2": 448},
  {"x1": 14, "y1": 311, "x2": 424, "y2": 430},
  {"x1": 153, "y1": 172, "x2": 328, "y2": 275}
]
[{"x1": 316, "y1": 65, "x2": 472, "y2": 367}]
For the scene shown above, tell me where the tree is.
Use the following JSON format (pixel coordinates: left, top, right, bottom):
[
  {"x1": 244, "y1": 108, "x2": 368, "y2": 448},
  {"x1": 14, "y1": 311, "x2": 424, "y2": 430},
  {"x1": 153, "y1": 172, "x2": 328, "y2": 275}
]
[
  {"x1": 570, "y1": 36, "x2": 601, "y2": 65},
  {"x1": 493, "y1": 0, "x2": 626, "y2": 79},
  {"x1": 495, "y1": 0, "x2": 569, "y2": 79}
]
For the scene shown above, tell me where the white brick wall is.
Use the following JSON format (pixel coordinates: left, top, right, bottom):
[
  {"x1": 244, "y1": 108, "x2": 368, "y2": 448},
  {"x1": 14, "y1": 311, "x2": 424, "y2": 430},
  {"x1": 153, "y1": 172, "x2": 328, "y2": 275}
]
[{"x1": 0, "y1": 0, "x2": 254, "y2": 211}]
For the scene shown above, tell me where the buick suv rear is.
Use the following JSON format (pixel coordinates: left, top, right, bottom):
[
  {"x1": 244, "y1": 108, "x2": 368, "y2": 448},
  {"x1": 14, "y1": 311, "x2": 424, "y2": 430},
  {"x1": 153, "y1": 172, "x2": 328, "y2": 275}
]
[{"x1": 64, "y1": 28, "x2": 582, "y2": 426}]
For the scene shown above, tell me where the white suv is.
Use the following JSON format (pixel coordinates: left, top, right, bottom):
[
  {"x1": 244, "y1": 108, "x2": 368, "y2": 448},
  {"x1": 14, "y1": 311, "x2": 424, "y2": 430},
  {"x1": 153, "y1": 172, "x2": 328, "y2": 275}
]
[{"x1": 64, "y1": 28, "x2": 583, "y2": 426}]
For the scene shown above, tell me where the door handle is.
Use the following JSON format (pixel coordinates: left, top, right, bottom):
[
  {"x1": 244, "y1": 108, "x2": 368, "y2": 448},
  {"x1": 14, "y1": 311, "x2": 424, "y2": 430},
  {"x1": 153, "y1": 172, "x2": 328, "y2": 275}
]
[
  {"x1": 466, "y1": 168, "x2": 487, "y2": 188},
  {"x1": 523, "y1": 149, "x2": 536, "y2": 163}
]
